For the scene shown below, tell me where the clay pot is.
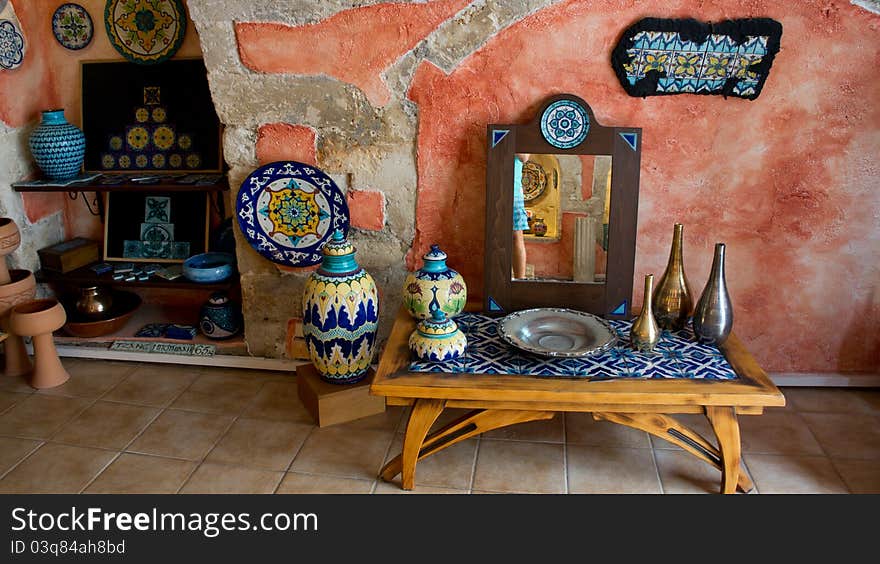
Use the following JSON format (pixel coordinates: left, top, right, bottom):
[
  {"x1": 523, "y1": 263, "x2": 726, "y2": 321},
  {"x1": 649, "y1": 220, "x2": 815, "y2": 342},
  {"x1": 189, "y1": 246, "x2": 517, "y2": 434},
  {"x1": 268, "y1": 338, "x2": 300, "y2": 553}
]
[
  {"x1": 0, "y1": 218, "x2": 21, "y2": 285},
  {"x1": 0, "y1": 269, "x2": 36, "y2": 377},
  {"x1": 10, "y1": 299, "x2": 69, "y2": 389}
]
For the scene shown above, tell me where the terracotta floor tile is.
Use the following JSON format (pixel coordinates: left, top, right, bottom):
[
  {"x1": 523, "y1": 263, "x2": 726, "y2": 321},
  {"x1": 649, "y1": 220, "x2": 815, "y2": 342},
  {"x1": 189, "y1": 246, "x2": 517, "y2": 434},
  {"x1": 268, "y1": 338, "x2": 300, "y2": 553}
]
[
  {"x1": 0, "y1": 436, "x2": 41, "y2": 475},
  {"x1": 0, "y1": 443, "x2": 115, "y2": 493},
  {"x1": 180, "y1": 463, "x2": 283, "y2": 494},
  {"x1": 383, "y1": 435, "x2": 477, "y2": 490},
  {"x1": 333, "y1": 405, "x2": 405, "y2": 432},
  {"x1": 801, "y1": 412, "x2": 880, "y2": 459},
  {"x1": 276, "y1": 472, "x2": 374, "y2": 494},
  {"x1": 565, "y1": 412, "x2": 651, "y2": 448},
  {"x1": 289, "y1": 426, "x2": 395, "y2": 480},
  {"x1": 170, "y1": 371, "x2": 265, "y2": 415},
  {"x1": 103, "y1": 364, "x2": 200, "y2": 407},
  {"x1": 85, "y1": 453, "x2": 196, "y2": 494},
  {"x1": 854, "y1": 389, "x2": 880, "y2": 413},
  {"x1": 52, "y1": 401, "x2": 160, "y2": 450},
  {"x1": 472, "y1": 441, "x2": 565, "y2": 494},
  {"x1": 739, "y1": 411, "x2": 824, "y2": 455},
  {"x1": 127, "y1": 409, "x2": 233, "y2": 460},
  {"x1": 242, "y1": 381, "x2": 314, "y2": 423},
  {"x1": 744, "y1": 453, "x2": 849, "y2": 494},
  {"x1": 483, "y1": 413, "x2": 564, "y2": 443},
  {"x1": 373, "y1": 482, "x2": 467, "y2": 494},
  {"x1": 654, "y1": 449, "x2": 732, "y2": 494},
  {"x1": 0, "y1": 394, "x2": 92, "y2": 439},
  {"x1": 567, "y1": 445, "x2": 662, "y2": 494},
  {"x1": 38, "y1": 360, "x2": 135, "y2": 399},
  {"x1": 0, "y1": 372, "x2": 35, "y2": 393},
  {"x1": 832, "y1": 458, "x2": 880, "y2": 494},
  {"x1": 783, "y1": 387, "x2": 877, "y2": 414},
  {"x1": 0, "y1": 391, "x2": 27, "y2": 414},
  {"x1": 206, "y1": 418, "x2": 313, "y2": 471}
]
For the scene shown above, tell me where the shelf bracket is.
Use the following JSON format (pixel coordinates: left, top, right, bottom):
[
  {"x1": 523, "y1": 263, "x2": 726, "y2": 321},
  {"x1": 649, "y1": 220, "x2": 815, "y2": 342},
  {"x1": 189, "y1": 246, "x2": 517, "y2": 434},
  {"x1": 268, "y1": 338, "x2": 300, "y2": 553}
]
[{"x1": 67, "y1": 191, "x2": 104, "y2": 219}]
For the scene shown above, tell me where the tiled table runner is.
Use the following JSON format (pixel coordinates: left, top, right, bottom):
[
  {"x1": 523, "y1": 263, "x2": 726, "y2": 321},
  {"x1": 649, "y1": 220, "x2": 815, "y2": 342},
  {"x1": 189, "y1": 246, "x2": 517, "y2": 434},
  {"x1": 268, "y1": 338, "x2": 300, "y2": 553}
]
[{"x1": 409, "y1": 313, "x2": 738, "y2": 381}]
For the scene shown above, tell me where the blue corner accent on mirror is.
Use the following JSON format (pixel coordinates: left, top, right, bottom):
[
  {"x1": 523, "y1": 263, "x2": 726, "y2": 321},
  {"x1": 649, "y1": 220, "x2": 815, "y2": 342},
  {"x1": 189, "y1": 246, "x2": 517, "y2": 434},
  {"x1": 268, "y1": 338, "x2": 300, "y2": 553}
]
[
  {"x1": 488, "y1": 297, "x2": 503, "y2": 312},
  {"x1": 611, "y1": 300, "x2": 628, "y2": 316},
  {"x1": 620, "y1": 132, "x2": 638, "y2": 151},
  {"x1": 491, "y1": 130, "x2": 509, "y2": 148}
]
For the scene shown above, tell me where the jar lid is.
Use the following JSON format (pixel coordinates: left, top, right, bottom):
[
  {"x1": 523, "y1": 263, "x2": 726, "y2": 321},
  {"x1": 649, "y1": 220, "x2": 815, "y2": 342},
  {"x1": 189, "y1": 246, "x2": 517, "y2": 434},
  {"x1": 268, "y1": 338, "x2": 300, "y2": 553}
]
[
  {"x1": 423, "y1": 244, "x2": 447, "y2": 262},
  {"x1": 417, "y1": 308, "x2": 458, "y2": 337},
  {"x1": 322, "y1": 229, "x2": 354, "y2": 257}
]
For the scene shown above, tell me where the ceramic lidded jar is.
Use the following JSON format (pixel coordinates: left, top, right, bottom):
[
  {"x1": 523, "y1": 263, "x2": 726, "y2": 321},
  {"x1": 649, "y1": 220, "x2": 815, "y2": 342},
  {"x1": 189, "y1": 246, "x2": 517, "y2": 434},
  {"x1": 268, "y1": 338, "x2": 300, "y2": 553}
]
[
  {"x1": 302, "y1": 230, "x2": 379, "y2": 384},
  {"x1": 409, "y1": 306, "x2": 467, "y2": 363},
  {"x1": 28, "y1": 109, "x2": 86, "y2": 180},
  {"x1": 199, "y1": 291, "x2": 242, "y2": 340},
  {"x1": 403, "y1": 244, "x2": 467, "y2": 319}
]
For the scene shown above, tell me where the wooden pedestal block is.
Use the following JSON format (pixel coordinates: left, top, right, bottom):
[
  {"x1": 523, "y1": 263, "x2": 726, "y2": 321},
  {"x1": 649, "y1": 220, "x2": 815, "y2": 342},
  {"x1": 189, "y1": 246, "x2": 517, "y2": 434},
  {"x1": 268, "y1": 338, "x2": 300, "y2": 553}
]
[{"x1": 296, "y1": 363, "x2": 385, "y2": 427}]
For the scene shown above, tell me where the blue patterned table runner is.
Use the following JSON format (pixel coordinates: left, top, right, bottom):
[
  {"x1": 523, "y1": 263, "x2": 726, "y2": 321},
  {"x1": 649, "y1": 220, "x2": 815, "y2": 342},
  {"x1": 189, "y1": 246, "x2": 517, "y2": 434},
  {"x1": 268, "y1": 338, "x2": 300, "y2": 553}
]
[{"x1": 408, "y1": 313, "x2": 738, "y2": 381}]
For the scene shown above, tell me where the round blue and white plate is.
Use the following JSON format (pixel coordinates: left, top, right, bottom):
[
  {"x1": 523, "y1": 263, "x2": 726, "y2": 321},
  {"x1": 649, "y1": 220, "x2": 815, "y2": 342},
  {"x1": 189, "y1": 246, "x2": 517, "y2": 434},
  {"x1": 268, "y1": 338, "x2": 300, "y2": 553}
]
[
  {"x1": 52, "y1": 3, "x2": 93, "y2": 51},
  {"x1": 540, "y1": 99, "x2": 590, "y2": 149},
  {"x1": 236, "y1": 161, "x2": 350, "y2": 267}
]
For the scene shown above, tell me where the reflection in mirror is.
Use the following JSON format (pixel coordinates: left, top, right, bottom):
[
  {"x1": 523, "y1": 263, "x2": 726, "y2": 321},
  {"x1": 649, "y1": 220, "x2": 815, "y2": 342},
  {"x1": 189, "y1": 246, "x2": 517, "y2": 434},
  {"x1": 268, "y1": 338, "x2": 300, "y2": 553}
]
[{"x1": 512, "y1": 153, "x2": 611, "y2": 283}]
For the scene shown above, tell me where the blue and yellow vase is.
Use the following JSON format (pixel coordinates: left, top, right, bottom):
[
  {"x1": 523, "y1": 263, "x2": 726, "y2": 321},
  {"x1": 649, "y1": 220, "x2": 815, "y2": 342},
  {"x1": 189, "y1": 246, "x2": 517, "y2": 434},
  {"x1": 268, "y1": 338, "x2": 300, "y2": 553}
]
[
  {"x1": 408, "y1": 293, "x2": 467, "y2": 362},
  {"x1": 403, "y1": 244, "x2": 467, "y2": 319},
  {"x1": 302, "y1": 230, "x2": 379, "y2": 384}
]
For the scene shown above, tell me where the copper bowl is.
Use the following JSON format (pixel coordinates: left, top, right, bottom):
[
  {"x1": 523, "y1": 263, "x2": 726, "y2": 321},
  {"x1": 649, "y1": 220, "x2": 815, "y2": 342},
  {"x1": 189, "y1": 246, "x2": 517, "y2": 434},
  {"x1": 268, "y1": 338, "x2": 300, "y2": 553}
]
[{"x1": 62, "y1": 291, "x2": 142, "y2": 338}]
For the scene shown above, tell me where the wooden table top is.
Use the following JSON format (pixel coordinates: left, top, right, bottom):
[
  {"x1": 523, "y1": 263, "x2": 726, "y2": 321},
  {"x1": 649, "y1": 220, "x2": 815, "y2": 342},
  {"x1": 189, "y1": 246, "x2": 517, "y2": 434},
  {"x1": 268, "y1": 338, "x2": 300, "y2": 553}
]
[{"x1": 371, "y1": 307, "x2": 785, "y2": 410}]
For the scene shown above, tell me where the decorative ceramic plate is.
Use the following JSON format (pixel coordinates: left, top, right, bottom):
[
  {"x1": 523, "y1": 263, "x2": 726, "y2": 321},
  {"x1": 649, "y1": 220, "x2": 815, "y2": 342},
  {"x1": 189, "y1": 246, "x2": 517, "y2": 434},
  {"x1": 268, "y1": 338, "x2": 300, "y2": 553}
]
[
  {"x1": 540, "y1": 99, "x2": 590, "y2": 149},
  {"x1": 498, "y1": 307, "x2": 616, "y2": 358},
  {"x1": 52, "y1": 3, "x2": 93, "y2": 51},
  {"x1": 236, "y1": 161, "x2": 350, "y2": 267},
  {"x1": 0, "y1": 18, "x2": 25, "y2": 70},
  {"x1": 104, "y1": 0, "x2": 186, "y2": 64},
  {"x1": 521, "y1": 161, "x2": 547, "y2": 202}
]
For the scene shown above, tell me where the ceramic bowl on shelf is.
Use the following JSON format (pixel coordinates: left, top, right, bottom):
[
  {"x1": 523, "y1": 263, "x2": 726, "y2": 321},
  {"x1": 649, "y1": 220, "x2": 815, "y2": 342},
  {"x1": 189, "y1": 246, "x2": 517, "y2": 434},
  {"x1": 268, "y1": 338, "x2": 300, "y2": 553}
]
[
  {"x1": 62, "y1": 290, "x2": 141, "y2": 338},
  {"x1": 182, "y1": 252, "x2": 235, "y2": 283},
  {"x1": 498, "y1": 307, "x2": 616, "y2": 358}
]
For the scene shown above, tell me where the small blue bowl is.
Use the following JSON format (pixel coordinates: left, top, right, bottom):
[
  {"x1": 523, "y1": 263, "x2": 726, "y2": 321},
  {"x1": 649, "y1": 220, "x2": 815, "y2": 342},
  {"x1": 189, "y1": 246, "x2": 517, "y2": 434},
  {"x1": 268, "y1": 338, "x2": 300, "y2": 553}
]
[{"x1": 183, "y1": 252, "x2": 236, "y2": 283}]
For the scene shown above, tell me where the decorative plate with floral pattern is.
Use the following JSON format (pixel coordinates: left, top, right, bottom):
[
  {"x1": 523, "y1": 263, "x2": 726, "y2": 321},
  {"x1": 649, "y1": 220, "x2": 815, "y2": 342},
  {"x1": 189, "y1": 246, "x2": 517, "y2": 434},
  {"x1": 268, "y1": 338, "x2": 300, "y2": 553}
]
[
  {"x1": 104, "y1": 0, "x2": 186, "y2": 64},
  {"x1": 52, "y1": 3, "x2": 93, "y2": 51},
  {"x1": 236, "y1": 161, "x2": 350, "y2": 267}
]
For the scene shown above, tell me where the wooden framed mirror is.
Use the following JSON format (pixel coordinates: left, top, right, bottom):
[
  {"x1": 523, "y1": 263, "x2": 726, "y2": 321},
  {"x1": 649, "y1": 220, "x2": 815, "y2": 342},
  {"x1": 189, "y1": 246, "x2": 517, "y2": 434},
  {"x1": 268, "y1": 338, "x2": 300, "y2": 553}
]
[{"x1": 483, "y1": 94, "x2": 642, "y2": 319}]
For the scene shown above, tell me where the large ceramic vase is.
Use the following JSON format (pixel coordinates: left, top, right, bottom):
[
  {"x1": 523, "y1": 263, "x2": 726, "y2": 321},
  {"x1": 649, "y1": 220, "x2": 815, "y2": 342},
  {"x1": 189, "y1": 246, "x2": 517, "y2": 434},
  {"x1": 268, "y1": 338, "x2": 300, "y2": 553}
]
[
  {"x1": 301, "y1": 230, "x2": 379, "y2": 384},
  {"x1": 630, "y1": 274, "x2": 660, "y2": 352},
  {"x1": 653, "y1": 223, "x2": 694, "y2": 330},
  {"x1": 28, "y1": 109, "x2": 86, "y2": 180},
  {"x1": 199, "y1": 291, "x2": 242, "y2": 340},
  {"x1": 403, "y1": 244, "x2": 467, "y2": 319},
  {"x1": 0, "y1": 270, "x2": 37, "y2": 377},
  {"x1": 693, "y1": 243, "x2": 733, "y2": 345}
]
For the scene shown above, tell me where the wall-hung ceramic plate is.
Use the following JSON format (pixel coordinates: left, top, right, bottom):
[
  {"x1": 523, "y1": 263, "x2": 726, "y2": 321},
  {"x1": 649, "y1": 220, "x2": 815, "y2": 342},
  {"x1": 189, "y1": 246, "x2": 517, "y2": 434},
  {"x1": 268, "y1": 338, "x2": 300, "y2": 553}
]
[
  {"x1": 236, "y1": 161, "x2": 350, "y2": 267},
  {"x1": 52, "y1": 3, "x2": 93, "y2": 51},
  {"x1": 0, "y1": 17, "x2": 25, "y2": 70},
  {"x1": 104, "y1": 0, "x2": 186, "y2": 64},
  {"x1": 540, "y1": 99, "x2": 590, "y2": 149},
  {"x1": 498, "y1": 307, "x2": 616, "y2": 358}
]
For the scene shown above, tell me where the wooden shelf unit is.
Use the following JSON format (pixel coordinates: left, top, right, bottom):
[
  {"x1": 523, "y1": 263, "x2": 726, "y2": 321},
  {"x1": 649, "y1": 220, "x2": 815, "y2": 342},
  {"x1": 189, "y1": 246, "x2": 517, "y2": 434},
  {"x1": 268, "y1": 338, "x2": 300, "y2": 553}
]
[
  {"x1": 36, "y1": 266, "x2": 236, "y2": 292},
  {"x1": 12, "y1": 175, "x2": 230, "y2": 193}
]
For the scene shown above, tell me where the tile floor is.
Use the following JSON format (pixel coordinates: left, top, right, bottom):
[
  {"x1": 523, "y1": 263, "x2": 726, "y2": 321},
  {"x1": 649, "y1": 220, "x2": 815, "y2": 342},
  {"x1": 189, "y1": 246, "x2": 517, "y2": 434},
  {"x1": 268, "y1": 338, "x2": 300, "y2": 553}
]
[{"x1": 0, "y1": 359, "x2": 878, "y2": 494}]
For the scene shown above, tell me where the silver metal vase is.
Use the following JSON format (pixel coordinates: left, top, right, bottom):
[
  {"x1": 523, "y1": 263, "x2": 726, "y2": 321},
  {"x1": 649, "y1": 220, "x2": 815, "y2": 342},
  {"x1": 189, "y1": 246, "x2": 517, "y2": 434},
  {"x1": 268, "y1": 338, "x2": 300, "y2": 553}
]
[{"x1": 692, "y1": 243, "x2": 733, "y2": 344}]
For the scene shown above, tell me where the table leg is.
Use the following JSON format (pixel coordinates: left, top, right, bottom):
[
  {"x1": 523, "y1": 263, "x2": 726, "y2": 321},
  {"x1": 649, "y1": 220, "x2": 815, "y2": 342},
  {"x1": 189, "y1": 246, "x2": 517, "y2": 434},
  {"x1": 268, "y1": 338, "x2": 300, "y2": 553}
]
[
  {"x1": 399, "y1": 398, "x2": 446, "y2": 490},
  {"x1": 381, "y1": 407, "x2": 555, "y2": 489},
  {"x1": 593, "y1": 411, "x2": 752, "y2": 493},
  {"x1": 705, "y1": 406, "x2": 741, "y2": 495}
]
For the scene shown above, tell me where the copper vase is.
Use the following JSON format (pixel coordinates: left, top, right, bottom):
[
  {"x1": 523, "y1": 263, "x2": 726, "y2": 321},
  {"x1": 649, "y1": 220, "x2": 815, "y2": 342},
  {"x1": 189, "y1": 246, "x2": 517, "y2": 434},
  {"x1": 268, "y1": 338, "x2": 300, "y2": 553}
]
[
  {"x1": 630, "y1": 274, "x2": 660, "y2": 352},
  {"x1": 693, "y1": 243, "x2": 733, "y2": 344},
  {"x1": 653, "y1": 223, "x2": 693, "y2": 330}
]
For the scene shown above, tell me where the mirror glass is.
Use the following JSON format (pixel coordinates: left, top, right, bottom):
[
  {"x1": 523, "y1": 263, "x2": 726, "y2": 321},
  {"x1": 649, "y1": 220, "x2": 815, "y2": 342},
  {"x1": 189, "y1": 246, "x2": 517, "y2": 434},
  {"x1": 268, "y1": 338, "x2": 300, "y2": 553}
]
[{"x1": 512, "y1": 153, "x2": 611, "y2": 283}]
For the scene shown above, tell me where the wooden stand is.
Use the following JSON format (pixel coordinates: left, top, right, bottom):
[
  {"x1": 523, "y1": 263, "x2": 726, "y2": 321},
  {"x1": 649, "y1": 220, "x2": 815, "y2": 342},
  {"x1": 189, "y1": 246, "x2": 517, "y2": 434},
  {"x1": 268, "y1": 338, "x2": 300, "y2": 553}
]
[{"x1": 296, "y1": 363, "x2": 385, "y2": 427}]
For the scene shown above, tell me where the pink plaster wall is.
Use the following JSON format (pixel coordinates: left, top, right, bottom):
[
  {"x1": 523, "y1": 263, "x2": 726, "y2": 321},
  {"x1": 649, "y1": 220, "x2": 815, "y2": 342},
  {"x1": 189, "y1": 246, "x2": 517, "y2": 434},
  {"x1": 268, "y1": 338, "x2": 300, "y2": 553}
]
[
  {"x1": 407, "y1": 1, "x2": 880, "y2": 373},
  {"x1": 234, "y1": 0, "x2": 470, "y2": 107},
  {"x1": 256, "y1": 123, "x2": 318, "y2": 166}
]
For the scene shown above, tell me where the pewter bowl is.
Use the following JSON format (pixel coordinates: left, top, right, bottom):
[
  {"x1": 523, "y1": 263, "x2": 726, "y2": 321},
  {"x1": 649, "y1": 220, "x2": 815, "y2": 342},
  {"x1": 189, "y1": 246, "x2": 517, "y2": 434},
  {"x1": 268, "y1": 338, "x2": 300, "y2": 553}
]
[{"x1": 498, "y1": 307, "x2": 617, "y2": 358}]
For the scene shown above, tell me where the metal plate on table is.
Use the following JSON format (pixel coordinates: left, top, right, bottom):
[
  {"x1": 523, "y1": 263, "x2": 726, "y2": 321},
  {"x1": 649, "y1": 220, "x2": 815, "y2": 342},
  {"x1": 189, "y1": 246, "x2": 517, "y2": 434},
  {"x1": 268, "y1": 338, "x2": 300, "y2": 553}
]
[{"x1": 498, "y1": 307, "x2": 616, "y2": 358}]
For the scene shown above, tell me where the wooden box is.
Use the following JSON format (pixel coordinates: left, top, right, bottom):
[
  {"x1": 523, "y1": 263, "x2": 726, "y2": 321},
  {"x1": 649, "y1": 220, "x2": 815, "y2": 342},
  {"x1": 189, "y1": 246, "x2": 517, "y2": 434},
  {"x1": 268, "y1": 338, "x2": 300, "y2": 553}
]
[
  {"x1": 296, "y1": 363, "x2": 385, "y2": 427},
  {"x1": 37, "y1": 238, "x2": 100, "y2": 273}
]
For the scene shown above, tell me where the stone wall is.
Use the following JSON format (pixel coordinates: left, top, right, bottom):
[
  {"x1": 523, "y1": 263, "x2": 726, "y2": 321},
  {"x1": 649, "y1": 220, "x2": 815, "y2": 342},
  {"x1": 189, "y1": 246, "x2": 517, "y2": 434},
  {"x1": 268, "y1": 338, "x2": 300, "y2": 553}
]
[{"x1": 188, "y1": 0, "x2": 879, "y2": 374}]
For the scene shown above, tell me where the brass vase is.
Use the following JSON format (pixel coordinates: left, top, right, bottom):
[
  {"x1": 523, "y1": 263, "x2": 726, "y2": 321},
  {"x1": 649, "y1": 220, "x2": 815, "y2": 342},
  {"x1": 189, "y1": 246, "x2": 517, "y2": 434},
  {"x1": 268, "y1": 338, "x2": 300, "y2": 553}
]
[
  {"x1": 693, "y1": 243, "x2": 733, "y2": 344},
  {"x1": 653, "y1": 223, "x2": 693, "y2": 330},
  {"x1": 630, "y1": 274, "x2": 660, "y2": 352}
]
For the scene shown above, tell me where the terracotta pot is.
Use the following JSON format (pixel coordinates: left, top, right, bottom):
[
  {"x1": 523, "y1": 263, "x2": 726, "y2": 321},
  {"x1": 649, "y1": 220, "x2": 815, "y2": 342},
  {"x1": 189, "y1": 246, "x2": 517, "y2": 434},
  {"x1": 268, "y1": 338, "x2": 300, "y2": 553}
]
[
  {"x1": 0, "y1": 269, "x2": 36, "y2": 377},
  {"x1": 0, "y1": 218, "x2": 21, "y2": 285},
  {"x1": 10, "y1": 299, "x2": 69, "y2": 389}
]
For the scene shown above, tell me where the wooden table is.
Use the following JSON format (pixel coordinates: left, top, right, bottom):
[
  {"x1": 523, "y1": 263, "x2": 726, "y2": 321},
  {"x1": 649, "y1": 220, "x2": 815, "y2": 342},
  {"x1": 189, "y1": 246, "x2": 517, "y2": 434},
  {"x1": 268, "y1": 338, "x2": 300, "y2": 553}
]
[{"x1": 371, "y1": 307, "x2": 785, "y2": 494}]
